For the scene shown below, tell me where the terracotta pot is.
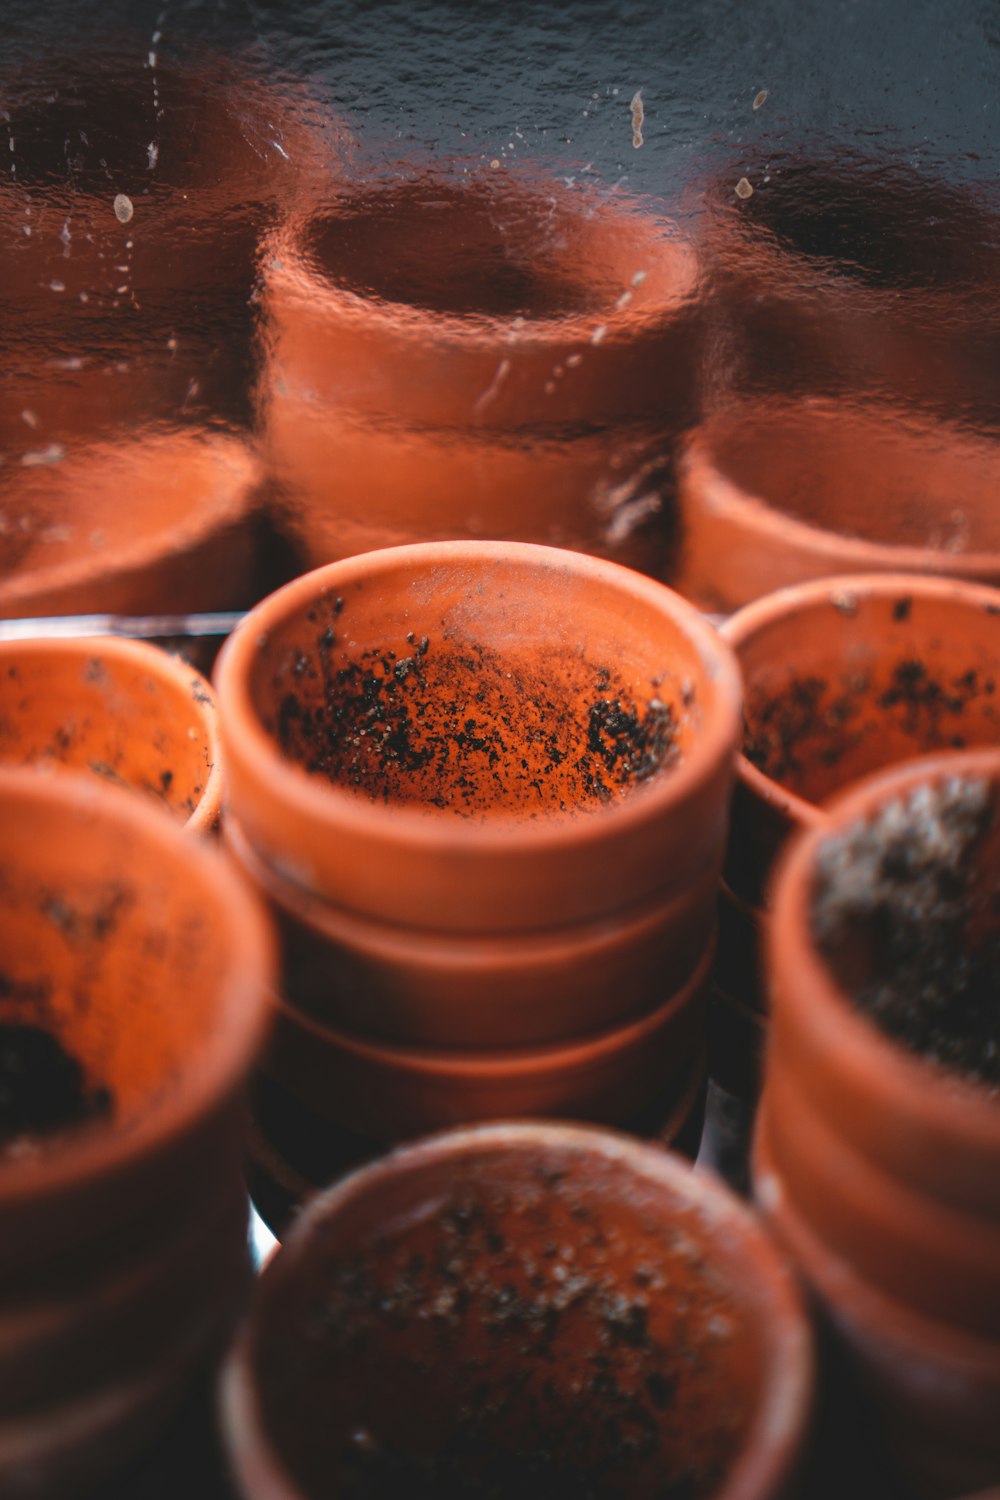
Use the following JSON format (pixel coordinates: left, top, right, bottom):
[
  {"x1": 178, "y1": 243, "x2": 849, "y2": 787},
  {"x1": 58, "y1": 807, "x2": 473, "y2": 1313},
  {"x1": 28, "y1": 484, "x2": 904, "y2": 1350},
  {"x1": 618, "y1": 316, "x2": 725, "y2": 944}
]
[
  {"x1": 0, "y1": 637, "x2": 222, "y2": 832},
  {"x1": 258, "y1": 170, "x2": 698, "y2": 574},
  {"x1": 754, "y1": 748, "x2": 1000, "y2": 1496},
  {"x1": 675, "y1": 399, "x2": 1000, "y2": 612},
  {"x1": 722, "y1": 572, "x2": 1000, "y2": 908},
  {"x1": 245, "y1": 1056, "x2": 709, "y2": 1242},
  {"x1": 222, "y1": 1121, "x2": 813, "y2": 1500},
  {"x1": 0, "y1": 766, "x2": 273, "y2": 1496},
  {"x1": 224, "y1": 810, "x2": 718, "y2": 1048},
  {"x1": 214, "y1": 540, "x2": 742, "y2": 935},
  {"x1": 0, "y1": 428, "x2": 261, "y2": 619},
  {"x1": 260, "y1": 939, "x2": 712, "y2": 1143},
  {"x1": 696, "y1": 156, "x2": 1000, "y2": 430}
]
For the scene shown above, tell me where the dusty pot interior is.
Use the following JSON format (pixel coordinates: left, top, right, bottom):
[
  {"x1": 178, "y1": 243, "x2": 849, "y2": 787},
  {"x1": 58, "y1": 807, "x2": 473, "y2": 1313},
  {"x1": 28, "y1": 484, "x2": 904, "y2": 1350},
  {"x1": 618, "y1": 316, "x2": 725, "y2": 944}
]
[
  {"x1": 0, "y1": 769, "x2": 267, "y2": 1179},
  {"x1": 229, "y1": 1124, "x2": 810, "y2": 1500},
  {"x1": 731, "y1": 577, "x2": 1000, "y2": 812},
  {"x1": 250, "y1": 549, "x2": 708, "y2": 822},
  {"x1": 0, "y1": 638, "x2": 220, "y2": 829},
  {"x1": 809, "y1": 764, "x2": 1000, "y2": 1093}
]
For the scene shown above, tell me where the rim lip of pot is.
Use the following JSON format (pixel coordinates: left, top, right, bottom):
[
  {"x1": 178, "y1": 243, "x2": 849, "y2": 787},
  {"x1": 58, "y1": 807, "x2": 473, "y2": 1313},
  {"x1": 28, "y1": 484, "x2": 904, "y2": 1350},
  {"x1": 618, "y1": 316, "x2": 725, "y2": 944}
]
[
  {"x1": 767, "y1": 746, "x2": 1000, "y2": 1166},
  {"x1": 678, "y1": 396, "x2": 1000, "y2": 581},
  {"x1": 267, "y1": 935, "x2": 714, "y2": 1082},
  {"x1": 0, "y1": 429, "x2": 261, "y2": 618},
  {"x1": 721, "y1": 570, "x2": 1000, "y2": 839},
  {"x1": 214, "y1": 538, "x2": 743, "y2": 878},
  {"x1": 261, "y1": 176, "x2": 698, "y2": 351},
  {"x1": 0, "y1": 635, "x2": 224, "y2": 834},
  {"x1": 0, "y1": 764, "x2": 274, "y2": 1214},
  {"x1": 221, "y1": 1119, "x2": 815, "y2": 1500}
]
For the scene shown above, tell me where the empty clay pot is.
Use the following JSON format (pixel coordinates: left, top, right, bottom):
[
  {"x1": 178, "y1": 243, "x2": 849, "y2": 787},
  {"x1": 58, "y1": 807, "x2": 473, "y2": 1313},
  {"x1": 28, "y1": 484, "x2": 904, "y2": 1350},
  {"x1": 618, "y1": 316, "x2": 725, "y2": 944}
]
[
  {"x1": 0, "y1": 766, "x2": 273, "y2": 1497},
  {"x1": 675, "y1": 398, "x2": 1000, "y2": 613},
  {"x1": 0, "y1": 427, "x2": 261, "y2": 618},
  {"x1": 221, "y1": 1121, "x2": 814, "y2": 1500},
  {"x1": 755, "y1": 748, "x2": 1000, "y2": 1496},
  {"x1": 722, "y1": 572, "x2": 1000, "y2": 909},
  {"x1": 224, "y1": 810, "x2": 718, "y2": 1048},
  {"x1": 258, "y1": 169, "x2": 698, "y2": 575},
  {"x1": 260, "y1": 939, "x2": 713, "y2": 1144},
  {"x1": 214, "y1": 540, "x2": 742, "y2": 935},
  {"x1": 0, "y1": 637, "x2": 222, "y2": 832}
]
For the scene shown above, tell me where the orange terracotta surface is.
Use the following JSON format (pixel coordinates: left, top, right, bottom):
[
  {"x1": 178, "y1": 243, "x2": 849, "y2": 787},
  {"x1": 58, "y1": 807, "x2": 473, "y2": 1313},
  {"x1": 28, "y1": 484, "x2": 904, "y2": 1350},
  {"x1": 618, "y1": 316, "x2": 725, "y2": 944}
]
[
  {"x1": 258, "y1": 170, "x2": 698, "y2": 571},
  {"x1": 222, "y1": 1123, "x2": 813, "y2": 1500},
  {"x1": 0, "y1": 428, "x2": 261, "y2": 619},
  {"x1": 676, "y1": 400, "x2": 1000, "y2": 613},
  {"x1": 215, "y1": 540, "x2": 742, "y2": 934},
  {"x1": 0, "y1": 637, "x2": 222, "y2": 832}
]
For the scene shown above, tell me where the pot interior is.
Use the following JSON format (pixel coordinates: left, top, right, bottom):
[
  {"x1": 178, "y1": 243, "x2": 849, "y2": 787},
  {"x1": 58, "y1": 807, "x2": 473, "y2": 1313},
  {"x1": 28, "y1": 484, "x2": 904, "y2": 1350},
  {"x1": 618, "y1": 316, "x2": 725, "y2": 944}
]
[
  {"x1": 0, "y1": 645, "x2": 214, "y2": 823},
  {"x1": 706, "y1": 400, "x2": 1000, "y2": 555},
  {"x1": 250, "y1": 553, "x2": 709, "y2": 820},
  {"x1": 0, "y1": 779, "x2": 246, "y2": 1151},
  {"x1": 737, "y1": 584, "x2": 1000, "y2": 807},
  {"x1": 250, "y1": 1136, "x2": 775, "y2": 1499},
  {"x1": 810, "y1": 764, "x2": 1000, "y2": 1091}
]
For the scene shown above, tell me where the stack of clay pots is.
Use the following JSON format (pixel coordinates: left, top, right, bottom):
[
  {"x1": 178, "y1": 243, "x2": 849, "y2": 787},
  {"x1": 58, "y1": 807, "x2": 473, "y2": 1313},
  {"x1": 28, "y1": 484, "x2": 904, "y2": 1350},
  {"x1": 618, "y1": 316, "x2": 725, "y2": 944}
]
[
  {"x1": 256, "y1": 167, "x2": 698, "y2": 579},
  {"x1": 707, "y1": 572, "x2": 1000, "y2": 1105},
  {"x1": 214, "y1": 539, "x2": 743, "y2": 1229},
  {"x1": 0, "y1": 765, "x2": 271, "y2": 1499},
  {"x1": 755, "y1": 747, "x2": 1000, "y2": 1498}
]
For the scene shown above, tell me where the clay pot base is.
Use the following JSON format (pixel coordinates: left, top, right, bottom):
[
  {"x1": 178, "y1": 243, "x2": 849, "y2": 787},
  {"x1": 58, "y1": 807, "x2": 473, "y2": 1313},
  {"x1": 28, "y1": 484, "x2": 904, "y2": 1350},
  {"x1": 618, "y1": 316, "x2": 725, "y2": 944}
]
[{"x1": 245, "y1": 1062, "x2": 708, "y2": 1242}]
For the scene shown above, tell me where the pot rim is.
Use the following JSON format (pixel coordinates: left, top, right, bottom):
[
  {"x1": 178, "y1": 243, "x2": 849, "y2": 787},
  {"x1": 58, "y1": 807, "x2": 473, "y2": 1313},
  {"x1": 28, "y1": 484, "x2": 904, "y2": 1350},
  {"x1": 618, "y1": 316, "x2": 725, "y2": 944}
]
[
  {"x1": 268, "y1": 935, "x2": 714, "y2": 1081},
  {"x1": 722, "y1": 570, "x2": 1000, "y2": 835},
  {"x1": 0, "y1": 428, "x2": 260, "y2": 616},
  {"x1": 0, "y1": 766, "x2": 273, "y2": 1211},
  {"x1": 0, "y1": 634, "x2": 224, "y2": 834},
  {"x1": 766, "y1": 747, "x2": 1000, "y2": 1153},
  {"x1": 221, "y1": 1120, "x2": 814, "y2": 1500},
  {"x1": 680, "y1": 396, "x2": 1000, "y2": 577},
  {"x1": 262, "y1": 171, "x2": 698, "y2": 352},
  {"x1": 214, "y1": 539, "x2": 743, "y2": 864}
]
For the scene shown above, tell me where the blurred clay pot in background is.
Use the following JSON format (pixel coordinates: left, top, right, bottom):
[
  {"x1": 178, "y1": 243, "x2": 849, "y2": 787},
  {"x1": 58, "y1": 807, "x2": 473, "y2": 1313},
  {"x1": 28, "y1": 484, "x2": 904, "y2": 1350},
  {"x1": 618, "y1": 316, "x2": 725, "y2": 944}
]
[
  {"x1": 0, "y1": 767, "x2": 272, "y2": 1499},
  {"x1": 214, "y1": 541, "x2": 742, "y2": 934},
  {"x1": 708, "y1": 572, "x2": 1000, "y2": 1106},
  {"x1": 222, "y1": 1122, "x2": 813, "y2": 1500},
  {"x1": 755, "y1": 749, "x2": 1000, "y2": 1497},
  {"x1": 696, "y1": 155, "x2": 1000, "y2": 433},
  {"x1": 0, "y1": 427, "x2": 261, "y2": 618},
  {"x1": 258, "y1": 170, "x2": 700, "y2": 575},
  {"x1": 0, "y1": 637, "x2": 222, "y2": 832},
  {"x1": 675, "y1": 398, "x2": 1000, "y2": 613}
]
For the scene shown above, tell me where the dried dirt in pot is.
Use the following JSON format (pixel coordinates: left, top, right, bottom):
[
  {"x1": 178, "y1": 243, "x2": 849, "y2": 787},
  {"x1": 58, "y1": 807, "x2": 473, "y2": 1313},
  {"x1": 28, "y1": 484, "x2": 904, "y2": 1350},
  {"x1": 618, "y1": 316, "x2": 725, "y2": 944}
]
[
  {"x1": 0, "y1": 1013, "x2": 112, "y2": 1155},
  {"x1": 265, "y1": 597, "x2": 687, "y2": 818},
  {"x1": 255, "y1": 1155, "x2": 757, "y2": 1500},
  {"x1": 811, "y1": 775, "x2": 1000, "y2": 1092},
  {"x1": 743, "y1": 653, "x2": 999, "y2": 808}
]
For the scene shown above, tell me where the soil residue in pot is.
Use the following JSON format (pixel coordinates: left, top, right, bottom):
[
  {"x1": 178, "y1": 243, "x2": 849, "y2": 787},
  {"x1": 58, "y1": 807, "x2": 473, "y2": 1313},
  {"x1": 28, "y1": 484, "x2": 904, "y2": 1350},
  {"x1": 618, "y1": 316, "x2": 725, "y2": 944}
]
[
  {"x1": 812, "y1": 776, "x2": 1000, "y2": 1092},
  {"x1": 256, "y1": 1162, "x2": 751, "y2": 1500},
  {"x1": 271, "y1": 621, "x2": 683, "y2": 818},
  {"x1": 0, "y1": 1018, "x2": 112, "y2": 1154},
  {"x1": 743, "y1": 656, "x2": 997, "y2": 805}
]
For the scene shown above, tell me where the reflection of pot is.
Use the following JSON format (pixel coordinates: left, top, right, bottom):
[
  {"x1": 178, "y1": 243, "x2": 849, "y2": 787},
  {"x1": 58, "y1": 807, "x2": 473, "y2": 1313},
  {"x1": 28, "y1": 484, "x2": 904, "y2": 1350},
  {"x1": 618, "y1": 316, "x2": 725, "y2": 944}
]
[
  {"x1": 258, "y1": 171, "x2": 699, "y2": 572},
  {"x1": 755, "y1": 749, "x2": 1000, "y2": 1497},
  {"x1": 223, "y1": 1122, "x2": 814, "y2": 1500},
  {"x1": 0, "y1": 767, "x2": 272, "y2": 1496},
  {"x1": 214, "y1": 541, "x2": 742, "y2": 934},
  {"x1": 698, "y1": 156, "x2": 1000, "y2": 427},
  {"x1": 675, "y1": 399, "x2": 1000, "y2": 612},
  {"x1": 0, "y1": 427, "x2": 261, "y2": 618},
  {"x1": 0, "y1": 637, "x2": 222, "y2": 832}
]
